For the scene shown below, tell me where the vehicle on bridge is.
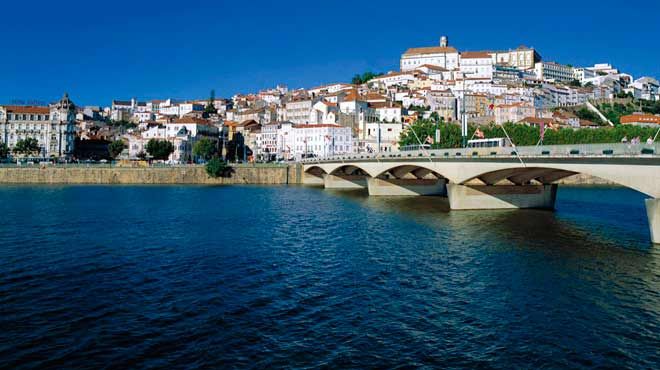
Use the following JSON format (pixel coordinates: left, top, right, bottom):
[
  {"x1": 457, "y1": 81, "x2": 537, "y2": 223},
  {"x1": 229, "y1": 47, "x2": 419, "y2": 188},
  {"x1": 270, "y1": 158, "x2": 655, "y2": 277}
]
[{"x1": 467, "y1": 138, "x2": 512, "y2": 148}]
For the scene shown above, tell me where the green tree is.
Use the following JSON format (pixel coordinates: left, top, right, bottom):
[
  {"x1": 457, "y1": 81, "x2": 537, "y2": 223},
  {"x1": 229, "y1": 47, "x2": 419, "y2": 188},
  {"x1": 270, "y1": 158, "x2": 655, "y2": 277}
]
[
  {"x1": 0, "y1": 143, "x2": 9, "y2": 159},
  {"x1": 145, "y1": 139, "x2": 174, "y2": 160},
  {"x1": 351, "y1": 71, "x2": 383, "y2": 85},
  {"x1": 108, "y1": 140, "x2": 126, "y2": 159},
  {"x1": 193, "y1": 137, "x2": 217, "y2": 161},
  {"x1": 13, "y1": 138, "x2": 40, "y2": 156},
  {"x1": 204, "y1": 89, "x2": 217, "y2": 115},
  {"x1": 568, "y1": 79, "x2": 582, "y2": 87},
  {"x1": 205, "y1": 157, "x2": 230, "y2": 178},
  {"x1": 109, "y1": 120, "x2": 137, "y2": 130},
  {"x1": 574, "y1": 107, "x2": 603, "y2": 124},
  {"x1": 399, "y1": 119, "x2": 464, "y2": 148}
]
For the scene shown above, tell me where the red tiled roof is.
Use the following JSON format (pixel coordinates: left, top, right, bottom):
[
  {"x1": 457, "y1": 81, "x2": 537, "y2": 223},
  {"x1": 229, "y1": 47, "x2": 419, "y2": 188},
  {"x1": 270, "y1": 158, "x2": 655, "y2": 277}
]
[
  {"x1": 3, "y1": 105, "x2": 50, "y2": 114},
  {"x1": 620, "y1": 114, "x2": 660, "y2": 125},
  {"x1": 403, "y1": 46, "x2": 458, "y2": 56},
  {"x1": 174, "y1": 117, "x2": 212, "y2": 125},
  {"x1": 461, "y1": 51, "x2": 492, "y2": 59}
]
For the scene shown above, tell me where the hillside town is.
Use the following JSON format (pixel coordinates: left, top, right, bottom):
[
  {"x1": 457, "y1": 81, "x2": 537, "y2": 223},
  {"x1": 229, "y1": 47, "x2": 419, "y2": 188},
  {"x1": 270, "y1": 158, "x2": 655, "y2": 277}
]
[{"x1": 1, "y1": 35, "x2": 659, "y2": 163}]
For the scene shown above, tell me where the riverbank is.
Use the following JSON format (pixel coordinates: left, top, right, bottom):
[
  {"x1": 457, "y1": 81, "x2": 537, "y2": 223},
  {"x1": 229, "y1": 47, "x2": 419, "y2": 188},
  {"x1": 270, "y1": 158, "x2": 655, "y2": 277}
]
[{"x1": 0, "y1": 164, "x2": 302, "y2": 185}]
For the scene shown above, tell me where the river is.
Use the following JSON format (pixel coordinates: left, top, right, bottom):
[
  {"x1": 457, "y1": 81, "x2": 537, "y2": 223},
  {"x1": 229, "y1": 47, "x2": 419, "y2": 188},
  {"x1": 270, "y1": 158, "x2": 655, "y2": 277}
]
[{"x1": 0, "y1": 185, "x2": 658, "y2": 368}]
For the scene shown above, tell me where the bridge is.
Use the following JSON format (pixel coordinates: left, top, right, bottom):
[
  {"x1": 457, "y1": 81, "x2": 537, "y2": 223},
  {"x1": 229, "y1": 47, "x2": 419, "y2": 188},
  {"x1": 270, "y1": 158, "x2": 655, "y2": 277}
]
[{"x1": 301, "y1": 143, "x2": 660, "y2": 244}]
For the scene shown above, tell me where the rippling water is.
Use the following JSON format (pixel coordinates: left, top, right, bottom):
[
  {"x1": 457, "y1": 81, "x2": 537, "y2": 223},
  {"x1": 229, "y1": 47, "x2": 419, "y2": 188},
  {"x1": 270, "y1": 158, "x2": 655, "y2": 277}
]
[{"x1": 0, "y1": 185, "x2": 658, "y2": 369}]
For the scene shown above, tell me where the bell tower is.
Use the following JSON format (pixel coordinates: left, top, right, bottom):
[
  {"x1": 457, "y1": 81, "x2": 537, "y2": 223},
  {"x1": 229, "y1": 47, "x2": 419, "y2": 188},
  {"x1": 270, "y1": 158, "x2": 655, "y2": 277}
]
[
  {"x1": 49, "y1": 93, "x2": 76, "y2": 158},
  {"x1": 440, "y1": 36, "x2": 448, "y2": 47}
]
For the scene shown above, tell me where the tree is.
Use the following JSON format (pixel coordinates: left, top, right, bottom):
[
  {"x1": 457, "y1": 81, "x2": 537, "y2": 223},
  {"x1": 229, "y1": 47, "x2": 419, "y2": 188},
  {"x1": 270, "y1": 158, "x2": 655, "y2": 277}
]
[
  {"x1": 568, "y1": 79, "x2": 582, "y2": 87},
  {"x1": 145, "y1": 139, "x2": 174, "y2": 160},
  {"x1": 204, "y1": 89, "x2": 217, "y2": 115},
  {"x1": 13, "y1": 138, "x2": 40, "y2": 156},
  {"x1": 193, "y1": 137, "x2": 217, "y2": 161},
  {"x1": 205, "y1": 157, "x2": 231, "y2": 178},
  {"x1": 574, "y1": 107, "x2": 603, "y2": 124},
  {"x1": 399, "y1": 119, "x2": 464, "y2": 149},
  {"x1": 109, "y1": 120, "x2": 137, "y2": 130},
  {"x1": 351, "y1": 71, "x2": 383, "y2": 85},
  {"x1": 108, "y1": 140, "x2": 126, "y2": 159},
  {"x1": 0, "y1": 143, "x2": 9, "y2": 159},
  {"x1": 137, "y1": 151, "x2": 147, "y2": 160}
]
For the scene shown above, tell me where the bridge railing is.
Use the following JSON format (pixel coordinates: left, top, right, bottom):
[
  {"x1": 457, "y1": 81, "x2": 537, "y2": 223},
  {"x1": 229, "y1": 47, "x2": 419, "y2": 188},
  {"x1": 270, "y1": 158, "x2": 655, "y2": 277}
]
[{"x1": 301, "y1": 142, "x2": 660, "y2": 163}]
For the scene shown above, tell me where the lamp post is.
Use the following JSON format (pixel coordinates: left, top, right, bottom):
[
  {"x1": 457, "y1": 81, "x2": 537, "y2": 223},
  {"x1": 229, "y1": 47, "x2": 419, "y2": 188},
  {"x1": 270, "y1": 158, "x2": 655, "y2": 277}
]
[
  {"x1": 377, "y1": 120, "x2": 381, "y2": 153},
  {"x1": 434, "y1": 114, "x2": 440, "y2": 149},
  {"x1": 459, "y1": 91, "x2": 468, "y2": 148}
]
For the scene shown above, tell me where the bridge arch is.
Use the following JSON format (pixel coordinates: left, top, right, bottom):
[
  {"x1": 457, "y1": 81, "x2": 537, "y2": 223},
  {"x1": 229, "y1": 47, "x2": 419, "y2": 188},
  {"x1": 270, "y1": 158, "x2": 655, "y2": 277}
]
[
  {"x1": 304, "y1": 165, "x2": 327, "y2": 177},
  {"x1": 374, "y1": 164, "x2": 446, "y2": 180},
  {"x1": 460, "y1": 165, "x2": 658, "y2": 197},
  {"x1": 462, "y1": 167, "x2": 578, "y2": 186},
  {"x1": 328, "y1": 164, "x2": 371, "y2": 177}
]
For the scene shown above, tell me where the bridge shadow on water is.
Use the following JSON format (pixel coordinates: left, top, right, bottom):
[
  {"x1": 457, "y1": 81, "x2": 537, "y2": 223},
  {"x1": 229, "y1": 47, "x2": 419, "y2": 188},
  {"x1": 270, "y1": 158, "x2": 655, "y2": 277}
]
[{"x1": 321, "y1": 187, "x2": 657, "y2": 254}]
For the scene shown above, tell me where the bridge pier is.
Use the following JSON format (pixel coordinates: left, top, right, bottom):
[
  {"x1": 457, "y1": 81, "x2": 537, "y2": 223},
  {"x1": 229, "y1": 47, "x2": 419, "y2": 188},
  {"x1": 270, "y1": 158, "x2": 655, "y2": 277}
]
[
  {"x1": 447, "y1": 183, "x2": 558, "y2": 210},
  {"x1": 323, "y1": 174, "x2": 368, "y2": 190},
  {"x1": 367, "y1": 178, "x2": 447, "y2": 196},
  {"x1": 646, "y1": 199, "x2": 660, "y2": 244},
  {"x1": 302, "y1": 172, "x2": 325, "y2": 186}
]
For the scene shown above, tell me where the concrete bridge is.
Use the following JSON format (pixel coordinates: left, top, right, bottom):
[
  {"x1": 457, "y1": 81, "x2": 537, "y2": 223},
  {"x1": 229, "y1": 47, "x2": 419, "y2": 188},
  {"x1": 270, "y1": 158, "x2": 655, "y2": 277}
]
[{"x1": 301, "y1": 143, "x2": 660, "y2": 244}]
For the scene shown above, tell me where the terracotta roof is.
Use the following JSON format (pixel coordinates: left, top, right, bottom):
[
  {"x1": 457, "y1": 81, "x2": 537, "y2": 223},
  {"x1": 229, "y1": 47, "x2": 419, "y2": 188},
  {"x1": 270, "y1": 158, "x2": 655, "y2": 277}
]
[
  {"x1": 416, "y1": 64, "x2": 449, "y2": 72},
  {"x1": 369, "y1": 102, "x2": 402, "y2": 109},
  {"x1": 620, "y1": 114, "x2": 660, "y2": 125},
  {"x1": 3, "y1": 106, "x2": 50, "y2": 114},
  {"x1": 173, "y1": 117, "x2": 212, "y2": 125},
  {"x1": 237, "y1": 119, "x2": 260, "y2": 128},
  {"x1": 461, "y1": 51, "x2": 492, "y2": 59},
  {"x1": 363, "y1": 93, "x2": 387, "y2": 101},
  {"x1": 403, "y1": 46, "x2": 458, "y2": 56}
]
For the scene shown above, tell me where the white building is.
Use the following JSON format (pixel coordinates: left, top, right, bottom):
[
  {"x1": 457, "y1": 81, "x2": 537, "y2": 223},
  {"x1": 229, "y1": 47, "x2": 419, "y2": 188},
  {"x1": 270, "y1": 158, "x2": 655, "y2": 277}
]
[
  {"x1": 0, "y1": 93, "x2": 76, "y2": 159},
  {"x1": 369, "y1": 102, "x2": 403, "y2": 123},
  {"x1": 289, "y1": 124, "x2": 353, "y2": 159},
  {"x1": 308, "y1": 83, "x2": 354, "y2": 96},
  {"x1": 309, "y1": 101, "x2": 339, "y2": 124},
  {"x1": 363, "y1": 122, "x2": 403, "y2": 153},
  {"x1": 128, "y1": 117, "x2": 219, "y2": 163},
  {"x1": 628, "y1": 77, "x2": 659, "y2": 101},
  {"x1": 488, "y1": 46, "x2": 541, "y2": 70},
  {"x1": 285, "y1": 99, "x2": 315, "y2": 124},
  {"x1": 400, "y1": 36, "x2": 459, "y2": 71},
  {"x1": 573, "y1": 68, "x2": 596, "y2": 83},
  {"x1": 534, "y1": 62, "x2": 574, "y2": 82},
  {"x1": 587, "y1": 63, "x2": 619, "y2": 75},
  {"x1": 369, "y1": 71, "x2": 417, "y2": 87},
  {"x1": 459, "y1": 52, "x2": 494, "y2": 79},
  {"x1": 132, "y1": 111, "x2": 154, "y2": 123}
]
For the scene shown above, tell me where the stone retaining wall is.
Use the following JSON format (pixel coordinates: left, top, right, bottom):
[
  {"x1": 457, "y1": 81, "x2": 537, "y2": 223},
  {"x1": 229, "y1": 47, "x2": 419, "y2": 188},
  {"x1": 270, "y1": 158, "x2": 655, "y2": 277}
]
[{"x1": 0, "y1": 165, "x2": 302, "y2": 185}]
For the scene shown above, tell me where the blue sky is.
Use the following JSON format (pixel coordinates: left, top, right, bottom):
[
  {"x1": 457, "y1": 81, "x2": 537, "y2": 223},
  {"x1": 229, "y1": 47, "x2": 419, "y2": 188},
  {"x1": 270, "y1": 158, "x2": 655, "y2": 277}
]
[{"x1": 1, "y1": 0, "x2": 658, "y2": 106}]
